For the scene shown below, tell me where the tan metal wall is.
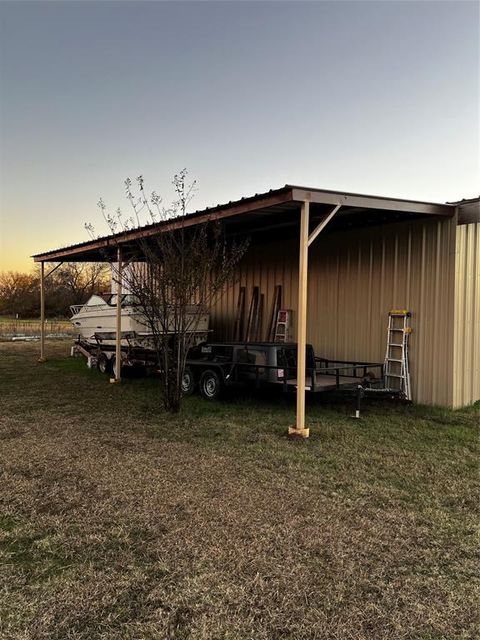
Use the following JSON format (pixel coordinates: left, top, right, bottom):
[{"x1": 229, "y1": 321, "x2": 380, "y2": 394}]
[
  {"x1": 453, "y1": 223, "x2": 480, "y2": 407},
  {"x1": 212, "y1": 216, "x2": 459, "y2": 406}
]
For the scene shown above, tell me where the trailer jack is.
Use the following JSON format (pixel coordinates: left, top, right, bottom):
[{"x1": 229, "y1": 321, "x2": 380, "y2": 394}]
[{"x1": 352, "y1": 385, "x2": 364, "y2": 419}]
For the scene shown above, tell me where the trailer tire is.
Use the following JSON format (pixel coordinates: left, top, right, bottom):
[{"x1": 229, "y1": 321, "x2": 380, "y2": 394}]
[
  {"x1": 97, "y1": 353, "x2": 112, "y2": 375},
  {"x1": 181, "y1": 366, "x2": 196, "y2": 396},
  {"x1": 199, "y1": 369, "x2": 222, "y2": 400},
  {"x1": 111, "y1": 356, "x2": 122, "y2": 379}
]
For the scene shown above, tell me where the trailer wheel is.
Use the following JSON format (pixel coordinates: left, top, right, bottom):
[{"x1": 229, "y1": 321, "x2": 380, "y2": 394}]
[
  {"x1": 181, "y1": 366, "x2": 196, "y2": 396},
  {"x1": 97, "y1": 353, "x2": 111, "y2": 375},
  {"x1": 199, "y1": 369, "x2": 222, "y2": 400},
  {"x1": 111, "y1": 356, "x2": 122, "y2": 379}
]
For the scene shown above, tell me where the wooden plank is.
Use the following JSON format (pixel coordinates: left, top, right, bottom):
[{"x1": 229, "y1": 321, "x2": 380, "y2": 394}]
[
  {"x1": 245, "y1": 287, "x2": 259, "y2": 342},
  {"x1": 267, "y1": 285, "x2": 282, "y2": 341},
  {"x1": 254, "y1": 293, "x2": 264, "y2": 341},
  {"x1": 233, "y1": 287, "x2": 246, "y2": 341}
]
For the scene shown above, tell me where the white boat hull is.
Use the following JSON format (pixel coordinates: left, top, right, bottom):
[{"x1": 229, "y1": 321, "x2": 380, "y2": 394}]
[{"x1": 70, "y1": 296, "x2": 209, "y2": 347}]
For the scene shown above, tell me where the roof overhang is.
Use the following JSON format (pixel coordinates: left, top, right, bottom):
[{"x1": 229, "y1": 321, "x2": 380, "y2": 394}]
[
  {"x1": 32, "y1": 185, "x2": 455, "y2": 262},
  {"x1": 291, "y1": 186, "x2": 452, "y2": 215}
]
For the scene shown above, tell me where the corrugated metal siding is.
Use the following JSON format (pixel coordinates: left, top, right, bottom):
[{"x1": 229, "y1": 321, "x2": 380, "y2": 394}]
[
  {"x1": 211, "y1": 217, "x2": 457, "y2": 406},
  {"x1": 453, "y1": 223, "x2": 480, "y2": 407}
]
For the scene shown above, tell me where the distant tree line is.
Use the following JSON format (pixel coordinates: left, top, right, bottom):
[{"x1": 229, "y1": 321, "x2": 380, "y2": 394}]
[{"x1": 0, "y1": 264, "x2": 110, "y2": 318}]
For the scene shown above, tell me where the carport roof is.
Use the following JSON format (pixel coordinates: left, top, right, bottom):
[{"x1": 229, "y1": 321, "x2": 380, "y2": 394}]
[{"x1": 32, "y1": 184, "x2": 455, "y2": 262}]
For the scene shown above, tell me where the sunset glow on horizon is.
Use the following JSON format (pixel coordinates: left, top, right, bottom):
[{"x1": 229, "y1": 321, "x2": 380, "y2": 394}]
[{"x1": 1, "y1": 0, "x2": 478, "y2": 272}]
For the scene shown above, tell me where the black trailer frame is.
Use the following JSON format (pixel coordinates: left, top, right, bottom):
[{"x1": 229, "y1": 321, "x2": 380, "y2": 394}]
[
  {"x1": 72, "y1": 337, "x2": 406, "y2": 415},
  {"x1": 182, "y1": 342, "x2": 386, "y2": 393}
]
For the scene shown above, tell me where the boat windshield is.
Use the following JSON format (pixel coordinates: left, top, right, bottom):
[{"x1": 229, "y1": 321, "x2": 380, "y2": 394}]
[
  {"x1": 86, "y1": 295, "x2": 109, "y2": 306},
  {"x1": 107, "y1": 294, "x2": 141, "y2": 307}
]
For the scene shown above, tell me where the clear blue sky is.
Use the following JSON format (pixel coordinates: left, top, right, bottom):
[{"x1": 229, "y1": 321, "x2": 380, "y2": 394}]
[{"x1": 0, "y1": 0, "x2": 478, "y2": 270}]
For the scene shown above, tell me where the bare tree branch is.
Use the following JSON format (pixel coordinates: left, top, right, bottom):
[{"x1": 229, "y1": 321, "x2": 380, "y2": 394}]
[{"x1": 90, "y1": 170, "x2": 249, "y2": 413}]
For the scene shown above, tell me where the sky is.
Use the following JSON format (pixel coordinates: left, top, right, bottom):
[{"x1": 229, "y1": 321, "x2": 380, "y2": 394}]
[{"x1": 0, "y1": 0, "x2": 478, "y2": 271}]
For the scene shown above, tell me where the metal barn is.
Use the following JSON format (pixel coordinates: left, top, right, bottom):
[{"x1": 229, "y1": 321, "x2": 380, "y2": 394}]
[{"x1": 33, "y1": 186, "x2": 479, "y2": 435}]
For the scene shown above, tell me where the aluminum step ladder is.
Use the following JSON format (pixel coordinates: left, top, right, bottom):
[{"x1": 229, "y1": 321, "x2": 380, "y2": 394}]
[
  {"x1": 274, "y1": 309, "x2": 292, "y2": 343},
  {"x1": 384, "y1": 310, "x2": 412, "y2": 400}
]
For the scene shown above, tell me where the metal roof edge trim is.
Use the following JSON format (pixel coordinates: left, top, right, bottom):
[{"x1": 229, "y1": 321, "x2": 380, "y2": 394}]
[
  {"x1": 286, "y1": 184, "x2": 455, "y2": 208},
  {"x1": 289, "y1": 186, "x2": 454, "y2": 215},
  {"x1": 32, "y1": 184, "x2": 456, "y2": 261}
]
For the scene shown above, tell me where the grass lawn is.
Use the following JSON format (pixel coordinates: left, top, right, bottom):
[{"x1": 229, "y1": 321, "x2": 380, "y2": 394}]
[{"x1": 0, "y1": 341, "x2": 478, "y2": 639}]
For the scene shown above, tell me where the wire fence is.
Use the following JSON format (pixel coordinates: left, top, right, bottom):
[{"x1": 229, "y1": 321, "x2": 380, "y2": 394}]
[{"x1": 0, "y1": 319, "x2": 75, "y2": 339}]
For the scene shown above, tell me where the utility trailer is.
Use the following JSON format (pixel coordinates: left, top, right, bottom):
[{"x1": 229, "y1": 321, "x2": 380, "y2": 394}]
[
  {"x1": 182, "y1": 341, "x2": 387, "y2": 401},
  {"x1": 72, "y1": 337, "x2": 406, "y2": 414},
  {"x1": 71, "y1": 333, "x2": 160, "y2": 377}
]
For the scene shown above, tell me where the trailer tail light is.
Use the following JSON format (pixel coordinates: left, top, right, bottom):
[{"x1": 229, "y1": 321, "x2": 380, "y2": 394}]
[{"x1": 277, "y1": 369, "x2": 284, "y2": 380}]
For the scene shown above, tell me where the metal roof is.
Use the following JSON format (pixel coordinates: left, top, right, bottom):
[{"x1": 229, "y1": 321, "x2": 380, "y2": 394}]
[{"x1": 32, "y1": 184, "x2": 456, "y2": 262}]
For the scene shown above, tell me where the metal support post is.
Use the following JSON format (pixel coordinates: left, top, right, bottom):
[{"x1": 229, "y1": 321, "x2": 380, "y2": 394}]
[
  {"x1": 289, "y1": 201, "x2": 310, "y2": 438},
  {"x1": 287, "y1": 202, "x2": 341, "y2": 438},
  {"x1": 111, "y1": 246, "x2": 122, "y2": 383},
  {"x1": 38, "y1": 261, "x2": 46, "y2": 362}
]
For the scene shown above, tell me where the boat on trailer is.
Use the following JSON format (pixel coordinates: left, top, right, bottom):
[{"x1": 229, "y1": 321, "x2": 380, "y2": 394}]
[{"x1": 70, "y1": 294, "x2": 210, "y2": 347}]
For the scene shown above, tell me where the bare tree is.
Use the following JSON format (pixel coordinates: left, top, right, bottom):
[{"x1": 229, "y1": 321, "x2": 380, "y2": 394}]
[
  {"x1": 0, "y1": 265, "x2": 110, "y2": 318},
  {"x1": 53, "y1": 263, "x2": 110, "y2": 305},
  {"x1": 91, "y1": 170, "x2": 248, "y2": 412},
  {"x1": 0, "y1": 271, "x2": 38, "y2": 317}
]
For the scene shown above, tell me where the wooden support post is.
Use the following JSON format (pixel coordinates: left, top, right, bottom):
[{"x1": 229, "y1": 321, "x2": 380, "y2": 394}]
[
  {"x1": 38, "y1": 261, "x2": 46, "y2": 362},
  {"x1": 289, "y1": 201, "x2": 310, "y2": 438},
  {"x1": 111, "y1": 246, "x2": 122, "y2": 383}
]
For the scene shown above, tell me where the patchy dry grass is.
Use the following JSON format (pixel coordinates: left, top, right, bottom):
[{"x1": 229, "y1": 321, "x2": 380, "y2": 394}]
[{"x1": 0, "y1": 341, "x2": 478, "y2": 639}]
